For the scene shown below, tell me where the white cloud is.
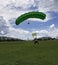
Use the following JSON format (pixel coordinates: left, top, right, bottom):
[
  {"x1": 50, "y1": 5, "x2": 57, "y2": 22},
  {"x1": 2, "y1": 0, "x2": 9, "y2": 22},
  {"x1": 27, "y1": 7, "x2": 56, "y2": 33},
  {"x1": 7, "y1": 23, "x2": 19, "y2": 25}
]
[
  {"x1": 31, "y1": 30, "x2": 49, "y2": 38},
  {"x1": 48, "y1": 24, "x2": 58, "y2": 38},
  {"x1": 39, "y1": 30, "x2": 48, "y2": 34},
  {"x1": 48, "y1": 29, "x2": 58, "y2": 38},
  {"x1": 49, "y1": 24, "x2": 55, "y2": 31},
  {"x1": 0, "y1": 0, "x2": 35, "y2": 10},
  {"x1": 0, "y1": 16, "x2": 10, "y2": 35},
  {"x1": 14, "y1": 0, "x2": 34, "y2": 9},
  {"x1": 38, "y1": 0, "x2": 58, "y2": 12},
  {"x1": 0, "y1": 31, "x2": 5, "y2": 35},
  {"x1": 53, "y1": 0, "x2": 58, "y2": 11},
  {"x1": 31, "y1": 24, "x2": 58, "y2": 39},
  {"x1": 4, "y1": 27, "x2": 31, "y2": 40}
]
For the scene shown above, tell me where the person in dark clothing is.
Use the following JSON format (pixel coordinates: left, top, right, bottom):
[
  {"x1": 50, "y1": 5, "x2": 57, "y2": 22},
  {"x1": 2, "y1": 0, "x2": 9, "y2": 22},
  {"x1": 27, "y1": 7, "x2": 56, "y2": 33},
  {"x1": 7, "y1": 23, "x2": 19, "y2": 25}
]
[{"x1": 34, "y1": 38, "x2": 39, "y2": 44}]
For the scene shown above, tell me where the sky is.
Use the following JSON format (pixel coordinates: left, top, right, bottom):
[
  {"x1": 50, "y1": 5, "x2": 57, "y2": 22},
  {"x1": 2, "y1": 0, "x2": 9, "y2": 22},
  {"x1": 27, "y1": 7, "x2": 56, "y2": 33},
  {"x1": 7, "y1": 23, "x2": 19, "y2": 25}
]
[{"x1": 0, "y1": 0, "x2": 58, "y2": 40}]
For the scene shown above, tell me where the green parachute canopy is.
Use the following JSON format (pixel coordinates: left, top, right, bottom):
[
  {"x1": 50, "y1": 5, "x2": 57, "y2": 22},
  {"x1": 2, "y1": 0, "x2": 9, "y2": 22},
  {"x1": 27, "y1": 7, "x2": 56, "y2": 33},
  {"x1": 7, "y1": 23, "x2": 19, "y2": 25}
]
[{"x1": 15, "y1": 11, "x2": 46, "y2": 25}]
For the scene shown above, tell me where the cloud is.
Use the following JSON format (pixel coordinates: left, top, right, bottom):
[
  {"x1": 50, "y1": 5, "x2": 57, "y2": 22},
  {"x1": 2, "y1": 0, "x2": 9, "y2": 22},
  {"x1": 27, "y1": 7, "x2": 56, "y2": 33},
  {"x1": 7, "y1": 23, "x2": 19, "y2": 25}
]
[
  {"x1": 14, "y1": 0, "x2": 34, "y2": 9},
  {"x1": 0, "y1": 0, "x2": 35, "y2": 10},
  {"x1": 53, "y1": 0, "x2": 58, "y2": 11},
  {"x1": 0, "y1": 16, "x2": 10, "y2": 35},
  {"x1": 48, "y1": 24, "x2": 58, "y2": 38},
  {"x1": 0, "y1": 0, "x2": 58, "y2": 12},
  {"x1": 31, "y1": 24, "x2": 58, "y2": 39},
  {"x1": 32, "y1": 29, "x2": 58, "y2": 39},
  {"x1": 5, "y1": 27, "x2": 31, "y2": 40},
  {"x1": 38, "y1": 0, "x2": 58, "y2": 12},
  {"x1": 48, "y1": 29, "x2": 58, "y2": 38},
  {"x1": 49, "y1": 24, "x2": 55, "y2": 31},
  {"x1": 38, "y1": 0, "x2": 54, "y2": 12},
  {"x1": 32, "y1": 30, "x2": 49, "y2": 38}
]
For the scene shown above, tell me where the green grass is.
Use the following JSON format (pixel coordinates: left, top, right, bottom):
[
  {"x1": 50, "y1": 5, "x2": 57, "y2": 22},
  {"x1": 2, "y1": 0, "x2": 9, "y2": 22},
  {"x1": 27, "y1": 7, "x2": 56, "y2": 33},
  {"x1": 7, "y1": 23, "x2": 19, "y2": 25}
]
[{"x1": 0, "y1": 40, "x2": 58, "y2": 65}]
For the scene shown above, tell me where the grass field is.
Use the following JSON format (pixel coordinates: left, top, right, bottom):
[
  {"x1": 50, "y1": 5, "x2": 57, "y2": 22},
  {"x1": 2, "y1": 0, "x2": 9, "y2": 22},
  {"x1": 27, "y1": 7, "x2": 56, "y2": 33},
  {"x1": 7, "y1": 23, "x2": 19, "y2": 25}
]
[{"x1": 0, "y1": 40, "x2": 58, "y2": 65}]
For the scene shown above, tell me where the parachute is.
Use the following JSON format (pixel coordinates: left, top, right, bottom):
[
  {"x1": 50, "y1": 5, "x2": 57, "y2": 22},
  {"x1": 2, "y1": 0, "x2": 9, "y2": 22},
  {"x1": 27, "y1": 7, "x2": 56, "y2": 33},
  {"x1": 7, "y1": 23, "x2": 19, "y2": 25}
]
[{"x1": 15, "y1": 11, "x2": 46, "y2": 25}]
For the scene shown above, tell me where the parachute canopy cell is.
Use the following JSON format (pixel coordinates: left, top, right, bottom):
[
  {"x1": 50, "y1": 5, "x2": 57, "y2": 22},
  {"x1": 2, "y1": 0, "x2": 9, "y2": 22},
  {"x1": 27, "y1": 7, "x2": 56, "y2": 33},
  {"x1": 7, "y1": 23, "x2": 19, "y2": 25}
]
[{"x1": 15, "y1": 11, "x2": 46, "y2": 25}]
